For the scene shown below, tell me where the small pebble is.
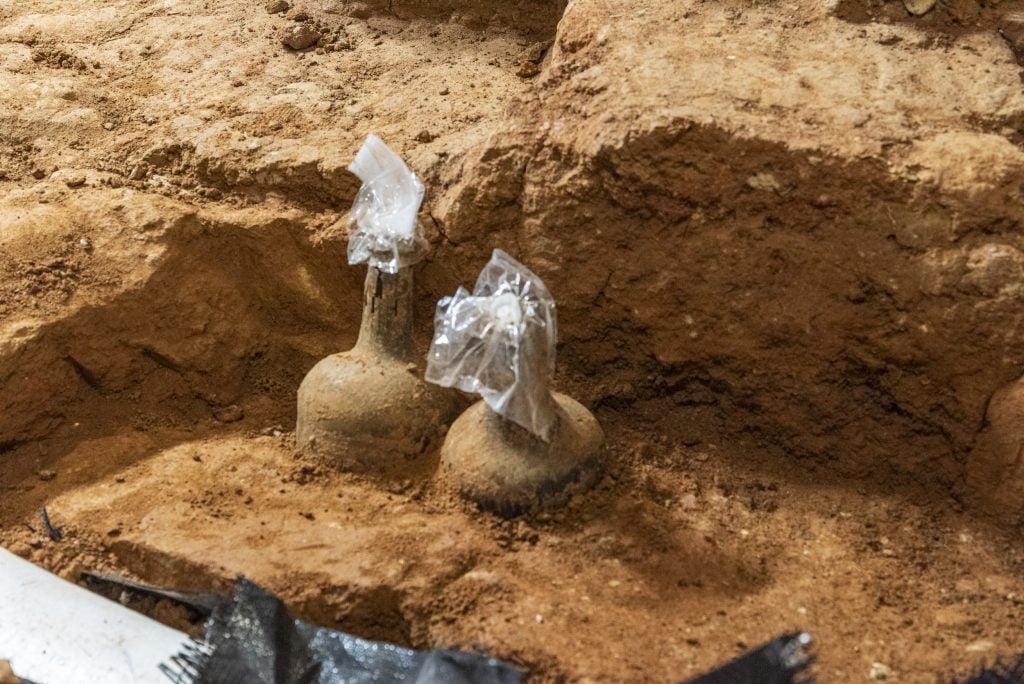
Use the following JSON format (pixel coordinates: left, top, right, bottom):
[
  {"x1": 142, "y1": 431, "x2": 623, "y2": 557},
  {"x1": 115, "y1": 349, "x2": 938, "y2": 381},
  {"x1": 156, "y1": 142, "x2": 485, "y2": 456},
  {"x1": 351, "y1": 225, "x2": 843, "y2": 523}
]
[
  {"x1": 279, "y1": 23, "x2": 321, "y2": 50},
  {"x1": 414, "y1": 130, "x2": 435, "y2": 143},
  {"x1": 102, "y1": 121, "x2": 115, "y2": 131},
  {"x1": 265, "y1": 0, "x2": 289, "y2": 12},
  {"x1": 37, "y1": 470, "x2": 56, "y2": 482},
  {"x1": 213, "y1": 404, "x2": 244, "y2": 423},
  {"x1": 903, "y1": 0, "x2": 937, "y2": 15},
  {"x1": 516, "y1": 61, "x2": 540, "y2": 78},
  {"x1": 869, "y1": 661, "x2": 892, "y2": 681}
]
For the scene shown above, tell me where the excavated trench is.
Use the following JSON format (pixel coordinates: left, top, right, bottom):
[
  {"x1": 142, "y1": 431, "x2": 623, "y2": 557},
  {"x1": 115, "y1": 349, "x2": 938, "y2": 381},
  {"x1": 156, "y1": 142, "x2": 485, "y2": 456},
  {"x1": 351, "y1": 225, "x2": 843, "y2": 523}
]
[{"x1": 2, "y1": 0, "x2": 1024, "y2": 680}]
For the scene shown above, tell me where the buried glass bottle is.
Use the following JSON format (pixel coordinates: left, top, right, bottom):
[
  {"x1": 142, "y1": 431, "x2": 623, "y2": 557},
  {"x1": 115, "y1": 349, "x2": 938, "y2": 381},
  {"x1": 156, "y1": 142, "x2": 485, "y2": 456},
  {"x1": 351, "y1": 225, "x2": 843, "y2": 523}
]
[
  {"x1": 426, "y1": 249, "x2": 604, "y2": 516},
  {"x1": 295, "y1": 135, "x2": 461, "y2": 472}
]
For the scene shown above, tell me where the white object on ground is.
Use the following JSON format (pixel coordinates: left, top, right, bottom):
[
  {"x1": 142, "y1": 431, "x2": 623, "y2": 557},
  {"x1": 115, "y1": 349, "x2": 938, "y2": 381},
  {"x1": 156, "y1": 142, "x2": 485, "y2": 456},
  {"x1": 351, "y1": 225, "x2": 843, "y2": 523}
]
[
  {"x1": 426, "y1": 249, "x2": 559, "y2": 440},
  {"x1": 0, "y1": 548, "x2": 189, "y2": 684},
  {"x1": 347, "y1": 134, "x2": 428, "y2": 273}
]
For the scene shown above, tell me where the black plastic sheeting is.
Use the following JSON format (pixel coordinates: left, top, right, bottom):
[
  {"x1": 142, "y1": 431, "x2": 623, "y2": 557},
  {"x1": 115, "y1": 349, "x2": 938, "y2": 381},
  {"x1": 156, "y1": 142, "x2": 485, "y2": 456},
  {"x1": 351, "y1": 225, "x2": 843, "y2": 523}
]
[
  {"x1": 682, "y1": 632, "x2": 815, "y2": 684},
  {"x1": 679, "y1": 633, "x2": 1024, "y2": 684},
  {"x1": 78, "y1": 572, "x2": 1024, "y2": 684},
  {"x1": 158, "y1": 579, "x2": 521, "y2": 684},
  {"x1": 949, "y1": 656, "x2": 1024, "y2": 684}
]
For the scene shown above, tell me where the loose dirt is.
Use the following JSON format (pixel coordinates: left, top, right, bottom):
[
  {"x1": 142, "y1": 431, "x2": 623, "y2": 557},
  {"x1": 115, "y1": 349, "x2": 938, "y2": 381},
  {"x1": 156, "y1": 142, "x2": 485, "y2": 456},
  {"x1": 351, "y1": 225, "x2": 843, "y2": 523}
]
[{"x1": 1, "y1": 0, "x2": 1023, "y2": 681}]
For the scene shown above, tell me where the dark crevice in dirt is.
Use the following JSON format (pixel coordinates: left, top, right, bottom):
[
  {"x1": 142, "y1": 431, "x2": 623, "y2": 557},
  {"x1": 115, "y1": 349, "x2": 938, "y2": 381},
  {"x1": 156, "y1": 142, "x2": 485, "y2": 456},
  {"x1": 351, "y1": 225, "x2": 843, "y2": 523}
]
[
  {"x1": 339, "y1": 0, "x2": 566, "y2": 41},
  {"x1": 140, "y1": 346, "x2": 186, "y2": 374},
  {"x1": 293, "y1": 584, "x2": 416, "y2": 647},
  {"x1": 1000, "y1": 25, "x2": 1024, "y2": 88},
  {"x1": 0, "y1": 435, "x2": 23, "y2": 452},
  {"x1": 829, "y1": 0, "x2": 1009, "y2": 36},
  {"x1": 965, "y1": 109, "x2": 1024, "y2": 149},
  {"x1": 64, "y1": 354, "x2": 103, "y2": 389},
  {"x1": 81, "y1": 573, "x2": 207, "y2": 637}
]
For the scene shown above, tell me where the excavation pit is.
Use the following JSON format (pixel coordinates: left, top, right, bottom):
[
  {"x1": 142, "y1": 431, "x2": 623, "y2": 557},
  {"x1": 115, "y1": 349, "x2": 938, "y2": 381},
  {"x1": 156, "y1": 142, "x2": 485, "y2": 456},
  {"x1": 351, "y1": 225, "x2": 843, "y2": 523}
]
[{"x1": 2, "y1": 0, "x2": 1024, "y2": 680}]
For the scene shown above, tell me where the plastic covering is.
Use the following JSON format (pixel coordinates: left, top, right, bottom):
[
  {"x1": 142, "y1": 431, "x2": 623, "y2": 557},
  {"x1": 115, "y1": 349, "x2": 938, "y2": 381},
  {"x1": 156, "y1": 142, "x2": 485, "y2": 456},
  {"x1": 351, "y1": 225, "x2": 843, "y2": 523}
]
[
  {"x1": 347, "y1": 134, "x2": 428, "y2": 273},
  {"x1": 0, "y1": 548, "x2": 188, "y2": 684},
  {"x1": 426, "y1": 249, "x2": 558, "y2": 440},
  {"x1": 682, "y1": 633, "x2": 815, "y2": 684},
  {"x1": 160, "y1": 578, "x2": 521, "y2": 684}
]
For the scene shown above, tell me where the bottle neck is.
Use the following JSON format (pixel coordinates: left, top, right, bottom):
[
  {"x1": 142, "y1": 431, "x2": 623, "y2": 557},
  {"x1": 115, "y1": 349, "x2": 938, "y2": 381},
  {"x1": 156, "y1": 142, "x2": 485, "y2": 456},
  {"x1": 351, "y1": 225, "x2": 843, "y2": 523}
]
[{"x1": 354, "y1": 266, "x2": 415, "y2": 362}]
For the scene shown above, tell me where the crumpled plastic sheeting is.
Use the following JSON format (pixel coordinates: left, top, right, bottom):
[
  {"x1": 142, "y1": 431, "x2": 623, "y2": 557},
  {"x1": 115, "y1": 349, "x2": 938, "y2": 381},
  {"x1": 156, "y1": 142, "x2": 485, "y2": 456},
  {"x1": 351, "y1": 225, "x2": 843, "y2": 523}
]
[
  {"x1": 681, "y1": 632, "x2": 815, "y2": 684},
  {"x1": 161, "y1": 578, "x2": 521, "y2": 684},
  {"x1": 347, "y1": 134, "x2": 428, "y2": 274},
  {"x1": 426, "y1": 249, "x2": 558, "y2": 440}
]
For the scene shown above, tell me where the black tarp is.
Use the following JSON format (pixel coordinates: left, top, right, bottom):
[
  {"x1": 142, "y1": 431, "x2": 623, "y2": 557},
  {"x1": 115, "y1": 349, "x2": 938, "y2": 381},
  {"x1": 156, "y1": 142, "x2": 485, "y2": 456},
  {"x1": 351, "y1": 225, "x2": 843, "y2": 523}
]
[{"x1": 157, "y1": 579, "x2": 521, "y2": 684}]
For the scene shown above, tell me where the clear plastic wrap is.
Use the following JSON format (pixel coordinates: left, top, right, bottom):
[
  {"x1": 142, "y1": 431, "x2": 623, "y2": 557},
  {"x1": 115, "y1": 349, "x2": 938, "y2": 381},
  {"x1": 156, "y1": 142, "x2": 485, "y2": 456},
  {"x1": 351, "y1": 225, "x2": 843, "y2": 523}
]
[
  {"x1": 426, "y1": 249, "x2": 559, "y2": 441},
  {"x1": 347, "y1": 134, "x2": 428, "y2": 274}
]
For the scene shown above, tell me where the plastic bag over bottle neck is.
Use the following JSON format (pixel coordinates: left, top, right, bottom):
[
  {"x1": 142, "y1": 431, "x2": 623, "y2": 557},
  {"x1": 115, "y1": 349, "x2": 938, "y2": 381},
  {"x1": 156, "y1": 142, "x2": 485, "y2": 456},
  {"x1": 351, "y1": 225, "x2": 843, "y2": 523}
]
[
  {"x1": 347, "y1": 135, "x2": 429, "y2": 274},
  {"x1": 426, "y1": 249, "x2": 559, "y2": 441}
]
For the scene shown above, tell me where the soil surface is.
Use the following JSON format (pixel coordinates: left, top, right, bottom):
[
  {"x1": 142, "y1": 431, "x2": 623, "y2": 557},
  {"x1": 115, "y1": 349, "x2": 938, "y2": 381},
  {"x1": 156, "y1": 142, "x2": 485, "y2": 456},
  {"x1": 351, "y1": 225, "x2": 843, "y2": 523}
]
[{"x1": 2, "y1": 0, "x2": 1024, "y2": 681}]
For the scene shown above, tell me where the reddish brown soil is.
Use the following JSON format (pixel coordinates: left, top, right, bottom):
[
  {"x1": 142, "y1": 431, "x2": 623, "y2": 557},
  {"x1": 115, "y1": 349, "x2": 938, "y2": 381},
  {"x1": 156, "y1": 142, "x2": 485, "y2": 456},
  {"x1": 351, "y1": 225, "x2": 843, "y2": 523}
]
[
  {"x1": 3, "y1": 422, "x2": 1024, "y2": 682},
  {"x1": 2, "y1": 0, "x2": 1024, "y2": 681}
]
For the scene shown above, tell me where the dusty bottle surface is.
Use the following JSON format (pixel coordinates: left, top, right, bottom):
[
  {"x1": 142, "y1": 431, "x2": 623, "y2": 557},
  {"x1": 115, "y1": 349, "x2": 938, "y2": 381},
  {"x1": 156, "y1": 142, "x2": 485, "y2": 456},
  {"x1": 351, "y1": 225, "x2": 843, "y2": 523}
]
[
  {"x1": 426, "y1": 249, "x2": 604, "y2": 515},
  {"x1": 440, "y1": 390, "x2": 604, "y2": 517},
  {"x1": 295, "y1": 265, "x2": 462, "y2": 473}
]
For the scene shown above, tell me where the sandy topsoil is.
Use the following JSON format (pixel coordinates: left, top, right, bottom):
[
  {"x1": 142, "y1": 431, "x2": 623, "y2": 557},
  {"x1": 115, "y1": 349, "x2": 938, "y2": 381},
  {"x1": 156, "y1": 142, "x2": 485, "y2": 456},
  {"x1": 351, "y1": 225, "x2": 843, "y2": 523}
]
[{"x1": 1, "y1": 0, "x2": 1024, "y2": 681}]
